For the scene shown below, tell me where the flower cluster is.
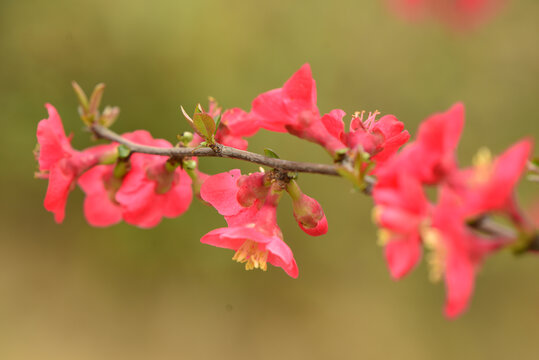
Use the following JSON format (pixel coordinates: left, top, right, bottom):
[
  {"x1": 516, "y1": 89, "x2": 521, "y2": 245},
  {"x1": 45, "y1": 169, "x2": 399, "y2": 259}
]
[
  {"x1": 35, "y1": 65, "x2": 537, "y2": 318},
  {"x1": 372, "y1": 103, "x2": 533, "y2": 317},
  {"x1": 36, "y1": 106, "x2": 197, "y2": 228}
]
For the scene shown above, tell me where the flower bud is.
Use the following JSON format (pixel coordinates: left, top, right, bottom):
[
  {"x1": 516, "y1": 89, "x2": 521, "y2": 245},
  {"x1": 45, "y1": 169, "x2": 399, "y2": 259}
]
[{"x1": 286, "y1": 180, "x2": 328, "y2": 236}]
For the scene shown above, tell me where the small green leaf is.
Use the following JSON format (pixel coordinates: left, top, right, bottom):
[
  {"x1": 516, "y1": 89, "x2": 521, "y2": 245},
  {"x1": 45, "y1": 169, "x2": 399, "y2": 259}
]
[
  {"x1": 72, "y1": 81, "x2": 89, "y2": 110},
  {"x1": 180, "y1": 105, "x2": 196, "y2": 130},
  {"x1": 532, "y1": 157, "x2": 539, "y2": 168},
  {"x1": 214, "y1": 113, "x2": 222, "y2": 133},
  {"x1": 192, "y1": 111, "x2": 216, "y2": 140},
  {"x1": 117, "y1": 144, "x2": 131, "y2": 158},
  {"x1": 88, "y1": 83, "x2": 106, "y2": 115},
  {"x1": 264, "y1": 148, "x2": 280, "y2": 159}
]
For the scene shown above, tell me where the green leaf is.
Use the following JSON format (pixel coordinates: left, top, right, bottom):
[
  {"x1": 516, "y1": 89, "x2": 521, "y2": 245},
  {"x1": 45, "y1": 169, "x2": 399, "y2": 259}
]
[
  {"x1": 71, "y1": 81, "x2": 89, "y2": 110},
  {"x1": 181, "y1": 105, "x2": 195, "y2": 127},
  {"x1": 264, "y1": 148, "x2": 280, "y2": 159},
  {"x1": 214, "y1": 113, "x2": 222, "y2": 133},
  {"x1": 192, "y1": 111, "x2": 216, "y2": 140},
  {"x1": 532, "y1": 157, "x2": 539, "y2": 167},
  {"x1": 88, "y1": 83, "x2": 106, "y2": 115}
]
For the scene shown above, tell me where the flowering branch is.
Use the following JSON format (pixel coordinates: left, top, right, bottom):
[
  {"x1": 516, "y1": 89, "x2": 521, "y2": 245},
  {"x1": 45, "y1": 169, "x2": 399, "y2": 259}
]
[
  {"x1": 35, "y1": 65, "x2": 537, "y2": 319},
  {"x1": 90, "y1": 124, "x2": 539, "y2": 249}
]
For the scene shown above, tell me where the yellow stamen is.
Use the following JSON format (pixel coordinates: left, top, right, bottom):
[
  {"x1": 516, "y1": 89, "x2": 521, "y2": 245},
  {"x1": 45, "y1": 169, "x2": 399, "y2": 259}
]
[
  {"x1": 232, "y1": 240, "x2": 269, "y2": 272},
  {"x1": 377, "y1": 229, "x2": 392, "y2": 247},
  {"x1": 422, "y1": 228, "x2": 446, "y2": 283},
  {"x1": 472, "y1": 147, "x2": 493, "y2": 184},
  {"x1": 371, "y1": 206, "x2": 383, "y2": 224}
]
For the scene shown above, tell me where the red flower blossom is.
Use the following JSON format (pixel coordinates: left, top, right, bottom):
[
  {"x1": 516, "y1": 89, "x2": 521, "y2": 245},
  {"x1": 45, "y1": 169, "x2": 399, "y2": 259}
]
[
  {"x1": 77, "y1": 131, "x2": 165, "y2": 227},
  {"x1": 371, "y1": 105, "x2": 465, "y2": 279},
  {"x1": 376, "y1": 102, "x2": 464, "y2": 185},
  {"x1": 214, "y1": 108, "x2": 259, "y2": 150},
  {"x1": 429, "y1": 187, "x2": 509, "y2": 318},
  {"x1": 200, "y1": 170, "x2": 299, "y2": 278},
  {"x1": 191, "y1": 99, "x2": 259, "y2": 150},
  {"x1": 452, "y1": 139, "x2": 533, "y2": 219},
  {"x1": 78, "y1": 163, "x2": 122, "y2": 227},
  {"x1": 115, "y1": 131, "x2": 192, "y2": 228},
  {"x1": 36, "y1": 104, "x2": 102, "y2": 223},
  {"x1": 321, "y1": 109, "x2": 410, "y2": 165},
  {"x1": 373, "y1": 172, "x2": 430, "y2": 279},
  {"x1": 387, "y1": 0, "x2": 506, "y2": 30},
  {"x1": 251, "y1": 64, "x2": 347, "y2": 155}
]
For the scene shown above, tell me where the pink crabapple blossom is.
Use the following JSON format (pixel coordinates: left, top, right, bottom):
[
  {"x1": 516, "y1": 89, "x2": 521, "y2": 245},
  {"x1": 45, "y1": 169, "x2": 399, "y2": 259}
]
[
  {"x1": 200, "y1": 169, "x2": 299, "y2": 278},
  {"x1": 191, "y1": 98, "x2": 259, "y2": 151},
  {"x1": 251, "y1": 64, "x2": 349, "y2": 156},
  {"x1": 114, "y1": 131, "x2": 193, "y2": 228},
  {"x1": 36, "y1": 104, "x2": 112, "y2": 223},
  {"x1": 386, "y1": 0, "x2": 507, "y2": 30},
  {"x1": 321, "y1": 109, "x2": 410, "y2": 168},
  {"x1": 429, "y1": 186, "x2": 511, "y2": 318}
]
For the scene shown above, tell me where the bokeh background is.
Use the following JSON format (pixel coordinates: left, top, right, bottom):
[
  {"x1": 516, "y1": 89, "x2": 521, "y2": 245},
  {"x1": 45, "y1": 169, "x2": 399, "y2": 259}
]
[{"x1": 1, "y1": 0, "x2": 538, "y2": 359}]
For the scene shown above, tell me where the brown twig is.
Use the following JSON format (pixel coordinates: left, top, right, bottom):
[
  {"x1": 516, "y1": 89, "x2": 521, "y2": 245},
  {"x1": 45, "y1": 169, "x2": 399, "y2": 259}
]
[{"x1": 92, "y1": 124, "x2": 341, "y2": 176}]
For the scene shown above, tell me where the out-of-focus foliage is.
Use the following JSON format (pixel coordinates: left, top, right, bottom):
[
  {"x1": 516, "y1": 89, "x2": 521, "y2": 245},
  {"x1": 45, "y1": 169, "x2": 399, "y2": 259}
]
[{"x1": 0, "y1": 0, "x2": 538, "y2": 359}]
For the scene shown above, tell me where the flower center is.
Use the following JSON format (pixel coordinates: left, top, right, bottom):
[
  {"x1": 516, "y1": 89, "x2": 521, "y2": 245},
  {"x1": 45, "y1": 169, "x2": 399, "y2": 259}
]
[
  {"x1": 422, "y1": 228, "x2": 446, "y2": 283},
  {"x1": 472, "y1": 147, "x2": 493, "y2": 184},
  {"x1": 352, "y1": 110, "x2": 381, "y2": 132},
  {"x1": 232, "y1": 240, "x2": 269, "y2": 271}
]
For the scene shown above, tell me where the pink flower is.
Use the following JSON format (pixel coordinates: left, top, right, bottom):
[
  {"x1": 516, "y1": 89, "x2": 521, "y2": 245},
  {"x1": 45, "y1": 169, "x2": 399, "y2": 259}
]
[
  {"x1": 77, "y1": 131, "x2": 164, "y2": 227},
  {"x1": 78, "y1": 162, "x2": 122, "y2": 227},
  {"x1": 373, "y1": 173, "x2": 430, "y2": 279},
  {"x1": 453, "y1": 139, "x2": 533, "y2": 219},
  {"x1": 115, "y1": 131, "x2": 192, "y2": 228},
  {"x1": 429, "y1": 187, "x2": 509, "y2": 318},
  {"x1": 251, "y1": 64, "x2": 346, "y2": 154},
  {"x1": 376, "y1": 102, "x2": 464, "y2": 185},
  {"x1": 191, "y1": 99, "x2": 259, "y2": 150},
  {"x1": 321, "y1": 109, "x2": 410, "y2": 165},
  {"x1": 36, "y1": 104, "x2": 101, "y2": 223},
  {"x1": 214, "y1": 108, "x2": 259, "y2": 150},
  {"x1": 251, "y1": 63, "x2": 318, "y2": 133},
  {"x1": 200, "y1": 170, "x2": 299, "y2": 278},
  {"x1": 386, "y1": 0, "x2": 506, "y2": 30}
]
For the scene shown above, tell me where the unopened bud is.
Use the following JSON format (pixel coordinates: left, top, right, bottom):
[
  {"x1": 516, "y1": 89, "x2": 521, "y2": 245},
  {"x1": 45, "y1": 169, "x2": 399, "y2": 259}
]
[
  {"x1": 183, "y1": 159, "x2": 197, "y2": 171},
  {"x1": 177, "y1": 131, "x2": 194, "y2": 146},
  {"x1": 287, "y1": 180, "x2": 328, "y2": 236}
]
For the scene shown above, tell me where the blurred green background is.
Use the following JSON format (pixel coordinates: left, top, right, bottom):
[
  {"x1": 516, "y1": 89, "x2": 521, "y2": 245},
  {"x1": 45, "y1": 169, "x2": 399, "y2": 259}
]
[{"x1": 1, "y1": 0, "x2": 538, "y2": 359}]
